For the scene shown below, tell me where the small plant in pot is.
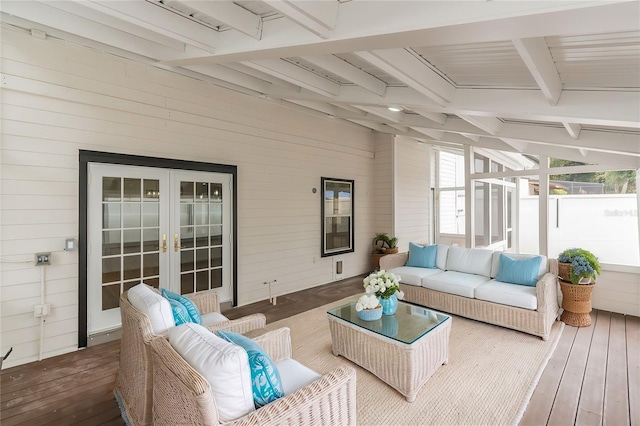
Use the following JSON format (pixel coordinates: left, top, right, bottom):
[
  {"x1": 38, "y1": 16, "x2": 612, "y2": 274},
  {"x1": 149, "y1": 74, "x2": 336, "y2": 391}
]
[
  {"x1": 558, "y1": 248, "x2": 601, "y2": 284},
  {"x1": 373, "y1": 232, "x2": 389, "y2": 254}
]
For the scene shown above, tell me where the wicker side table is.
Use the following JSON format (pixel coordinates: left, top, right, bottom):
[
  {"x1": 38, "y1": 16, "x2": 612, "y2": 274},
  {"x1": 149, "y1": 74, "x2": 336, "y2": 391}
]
[{"x1": 559, "y1": 280, "x2": 594, "y2": 327}]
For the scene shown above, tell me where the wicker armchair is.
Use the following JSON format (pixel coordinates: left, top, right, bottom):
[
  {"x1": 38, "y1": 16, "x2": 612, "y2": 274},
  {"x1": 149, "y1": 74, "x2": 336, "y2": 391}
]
[
  {"x1": 114, "y1": 287, "x2": 266, "y2": 426},
  {"x1": 150, "y1": 327, "x2": 357, "y2": 426}
]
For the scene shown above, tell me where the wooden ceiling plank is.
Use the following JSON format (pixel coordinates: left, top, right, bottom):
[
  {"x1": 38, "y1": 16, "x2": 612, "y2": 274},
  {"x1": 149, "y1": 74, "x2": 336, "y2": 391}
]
[{"x1": 262, "y1": 0, "x2": 335, "y2": 39}]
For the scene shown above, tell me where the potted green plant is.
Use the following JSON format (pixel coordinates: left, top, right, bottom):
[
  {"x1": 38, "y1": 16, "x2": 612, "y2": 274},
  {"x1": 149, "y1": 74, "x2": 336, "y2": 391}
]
[
  {"x1": 373, "y1": 233, "x2": 389, "y2": 254},
  {"x1": 557, "y1": 248, "x2": 601, "y2": 327}
]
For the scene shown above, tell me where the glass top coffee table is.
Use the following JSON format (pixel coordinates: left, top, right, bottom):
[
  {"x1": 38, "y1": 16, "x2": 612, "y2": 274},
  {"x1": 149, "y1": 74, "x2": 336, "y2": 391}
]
[{"x1": 327, "y1": 300, "x2": 451, "y2": 402}]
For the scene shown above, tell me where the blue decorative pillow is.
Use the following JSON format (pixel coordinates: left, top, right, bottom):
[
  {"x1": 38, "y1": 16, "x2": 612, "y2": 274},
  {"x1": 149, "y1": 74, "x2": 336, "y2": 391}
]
[
  {"x1": 406, "y1": 242, "x2": 437, "y2": 268},
  {"x1": 495, "y1": 254, "x2": 542, "y2": 287},
  {"x1": 162, "y1": 289, "x2": 202, "y2": 325},
  {"x1": 166, "y1": 298, "x2": 193, "y2": 326},
  {"x1": 217, "y1": 330, "x2": 284, "y2": 408}
]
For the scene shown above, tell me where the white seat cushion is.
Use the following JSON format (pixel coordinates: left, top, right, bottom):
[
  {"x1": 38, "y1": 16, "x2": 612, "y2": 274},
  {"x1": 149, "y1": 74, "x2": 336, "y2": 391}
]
[
  {"x1": 446, "y1": 246, "x2": 493, "y2": 278},
  {"x1": 127, "y1": 283, "x2": 174, "y2": 334},
  {"x1": 475, "y1": 279, "x2": 538, "y2": 310},
  {"x1": 275, "y1": 358, "x2": 321, "y2": 395},
  {"x1": 388, "y1": 266, "x2": 444, "y2": 287},
  {"x1": 201, "y1": 311, "x2": 229, "y2": 326},
  {"x1": 422, "y1": 271, "x2": 490, "y2": 298},
  {"x1": 168, "y1": 323, "x2": 255, "y2": 422}
]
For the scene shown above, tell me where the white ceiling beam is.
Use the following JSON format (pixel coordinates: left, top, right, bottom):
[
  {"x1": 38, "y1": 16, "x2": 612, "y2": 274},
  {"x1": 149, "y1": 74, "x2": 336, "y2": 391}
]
[
  {"x1": 300, "y1": 55, "x2": 386, "y2": 96},
  {"x1": 410, "y1": 128, "x2": 445, "y2": 140},
  {"x1": 355, "y1": 49, "x2": 454, "y2": 107},
  {"x1": 81, "y1": 0, "x2": 221, "y2": 53},
  {"x1": 563, "y1": 122, "x2": 582, "y2": 139},
  {"x1": 353, "y1": 106, "x2": 403, "y2": 123},
  {"x1": 223, "y1": 63, "x2": 300, "y2": 90},
  {"x1": 180, "y1": 0, "x2": 262, "y2": 40},
  {"x1": 513, "y1": 37, "x2": 563, "y2": 105},
  {"x1": 183, "y1": 64, "x2": 272, "y2": 93},
  {"x1": 242, "y1": 59, "x2": 340, "y2": 97},
  {"x1": 270, "y1": 85, "x2": 640, "y2": 129},
  {"x1": 162, "y1": 2, "x2": 639, "y2": 66},
  {"x1": 457, "y1": 115, "x2": 503, "y2": 136},
  {"x1": 0, "y1": 1, "x2": 206, "y2": 60},
  {"x1": 347, "y1": 119, "x2": 395, "y2": 134},
  {"x1": 410, "y1": 107, "x2": 447, "y2": 125},
  {"x1": 263, "y1": 0, "x2": 338, "y2": 39}
]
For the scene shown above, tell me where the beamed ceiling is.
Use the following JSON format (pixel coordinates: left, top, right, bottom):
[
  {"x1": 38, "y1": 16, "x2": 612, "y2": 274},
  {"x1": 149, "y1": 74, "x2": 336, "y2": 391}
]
[{"x1": 2, "y1": 0, "x2": 639, "y2": 168}]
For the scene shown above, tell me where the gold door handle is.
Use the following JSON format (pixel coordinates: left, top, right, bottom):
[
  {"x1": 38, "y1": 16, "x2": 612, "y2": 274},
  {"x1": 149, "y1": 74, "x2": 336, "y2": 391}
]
[
  {"x1": 162, "y1": 234, "x2": 167, "y2": 253},
  {"x1": 174, "y1": 233, "x2": 179, "y2": 252}
]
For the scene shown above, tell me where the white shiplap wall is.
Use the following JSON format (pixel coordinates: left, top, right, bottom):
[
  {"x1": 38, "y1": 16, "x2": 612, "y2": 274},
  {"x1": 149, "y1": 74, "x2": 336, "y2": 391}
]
[
  {"x1": 373, "y1": 133, "x2": 394, "y2": 236},
  {"x1": 393, "y1": 136, "x2": 432, "y2": 251},
  {"x1": 0, "y1": 25, "x2": 378, "y2": 367}
]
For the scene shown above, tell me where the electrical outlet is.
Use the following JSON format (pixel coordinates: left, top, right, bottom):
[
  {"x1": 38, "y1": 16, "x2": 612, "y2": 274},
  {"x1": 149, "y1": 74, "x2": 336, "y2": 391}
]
[
  {"x1": 34, "y1": 304, "x2": 50, "y2": 317},
  {"x1": 34, "y1": 252, "x2": 51, "y2": 266}
]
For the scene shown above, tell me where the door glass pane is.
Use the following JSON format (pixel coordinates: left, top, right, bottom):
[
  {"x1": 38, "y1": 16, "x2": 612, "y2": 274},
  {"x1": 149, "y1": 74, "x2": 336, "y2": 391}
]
[
  {"x1": 181, "y1": 273, "x2": 194, "y2": 295},
  {"x1": 103, "y1": 230, "x2": 121, "y2": 256},
  {"x1": 103, "y1": 177, "x2": 121, "y2": 201},
  {"x1": 181, "y1": 250, "x2": 194, "y2": 272},
  {"x1": 211, "y1": 183, "x2": 222, "y2": 201},
  {"x1": 143, "y1": 253, "x2": 159, "y2": 277},
  {"x1": 103, "y1": 204, "x2": 121, "y2": 229},
  {"x1": 181, "y1": 181, "x2": 194, "y2": 202},
  {"x1": 143, "y1": 179, "x2": 160, "y2": 201},
  {"x1": 211, "y1": 269, "x2": 222, "y2": 288},
  {"x1": 123, "y1": 204, "x2": 141, "y2": 228},
  {"x1": 196, "y1": 271, "x2": 209, "y2": 292},
  {"x1": 210, "y1": 225, "x2": 222, "y2": 246},
  {"x1": 143, "y1": 228, "x2": 159, "y2": 252},
  {"x1": 124, "y1": 178, "x2": 141, "y2": 201},
  {"x1": 194, "y1": 204, "x2": 208, "y2": 225},
  {"x1": 102, "y1": 257, "x2": 120, "y2": 284},
  {"x1": 123, "y1": 229, "x2": 141, "y2": 254},
  {"x1": 102, "y1": 285, "x2": 120, "y2": 310},
  {"x1": 211, "y1": 247, "x2": 222, "y2": 267},
  {"x1": 180, "y1": 204, "x2": 192, "y2": 227},
  {"x1": 196, "y1": 248, "x2": 208, "y2": 269},
  {"x1": 123, "y1": 255, "x2": 141, "y2": 280},
  {"x1": 181, "y1": 227, "x2": 194, "y2": 248},
  {"x1": 209, "y1": 204, "x2": 222, "y2": 225},
  {"x1": 195, "y1": 226, "x2": 208, "y2": 247},
  {"x1": 143, "y1": 203, "x2": 159, "y2": 227},
  {"x1": 196, "y1": 182, "x2": 208, "y2": 201}
]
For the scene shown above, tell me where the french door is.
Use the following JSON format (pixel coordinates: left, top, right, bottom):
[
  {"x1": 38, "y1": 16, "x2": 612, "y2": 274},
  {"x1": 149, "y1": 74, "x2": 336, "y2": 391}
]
[{"x1": 87, "y1": 164, "x2": 233, "y2": 334}]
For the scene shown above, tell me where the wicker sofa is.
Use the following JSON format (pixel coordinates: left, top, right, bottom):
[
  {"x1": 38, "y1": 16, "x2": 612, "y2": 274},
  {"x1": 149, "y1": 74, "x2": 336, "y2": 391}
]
[
  {"x1": 380, "y1": 245, "x2": 560, "y2": 340},
  {"x1": 150, "y1": 326, "x2": 357, "y2": 425},
  {"x1": 114, "y1": 284, "x2": 267, "y2": 426}
]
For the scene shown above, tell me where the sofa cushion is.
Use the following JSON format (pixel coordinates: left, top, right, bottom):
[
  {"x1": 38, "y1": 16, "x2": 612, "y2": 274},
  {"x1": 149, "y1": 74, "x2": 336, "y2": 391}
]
[
  {"x1": 275, "y1": 358, "x2": 322, "y2": 396},
  {"x1": 406, "y1": 242, "x2": 437, "y2": 268},
  {"x1": 161, "y1": 288, "x2": 202, "y2": 324},
  {"x1": 422, "y1": 271, "x2": 491, "y2": 298},
  {"x1": 490, "y1": 252, "x2": 547, "y2": 279},
  {"x1": 388, "y1": 266, "x2": 444, "y2": 287},
  {"x1": 168, "y1": 323, "x2": 255, "y2": 422},
  {"x1": 446, "y1": 246, "x2": 494, "y2": 277},
  {"x1": 436, "y1": 244, "x2": 450, "y2": 270},
  {"x1": 495, "y1": 254, "x2": 543, "y2": 287},
  {"x1": 201, "y1": 311, "x2": 230, "y2": 326},
  {"x1": 127, "y1": 283, "x2": 174, "y2": 334},
  {"x1": 475, "y1": 280, "x2": 538, "y2": 310},
  {"x1": 217, "y1": 331, "x2": 285, "y2": 408}
]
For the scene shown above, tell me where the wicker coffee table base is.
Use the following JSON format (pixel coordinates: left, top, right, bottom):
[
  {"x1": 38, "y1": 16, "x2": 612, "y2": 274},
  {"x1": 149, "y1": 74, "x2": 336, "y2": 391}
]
[{"x1": 328, "y1": 315, "x2": 451, "y2": 402}]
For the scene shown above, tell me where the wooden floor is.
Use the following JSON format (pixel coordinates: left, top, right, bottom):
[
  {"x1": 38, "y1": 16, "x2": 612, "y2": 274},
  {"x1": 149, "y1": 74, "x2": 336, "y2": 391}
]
[{"x1": 1, "y1": 275, "x2": 638, "y2": 426}]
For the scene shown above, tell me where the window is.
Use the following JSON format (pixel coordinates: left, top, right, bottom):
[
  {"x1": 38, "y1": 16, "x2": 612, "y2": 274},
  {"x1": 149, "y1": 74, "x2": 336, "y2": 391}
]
[{"x1": 321, "y1": 178, "x2": 354, "y2": 257}]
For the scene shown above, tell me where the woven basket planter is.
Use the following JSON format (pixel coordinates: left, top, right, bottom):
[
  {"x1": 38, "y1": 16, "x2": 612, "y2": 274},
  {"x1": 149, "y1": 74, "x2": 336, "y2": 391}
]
[
  {"x1": 558, "y1": 262, "x2": 572, "y2": 282},
  {"x1": 560, "y1": 281, "x2": 595, "y2": 327}
]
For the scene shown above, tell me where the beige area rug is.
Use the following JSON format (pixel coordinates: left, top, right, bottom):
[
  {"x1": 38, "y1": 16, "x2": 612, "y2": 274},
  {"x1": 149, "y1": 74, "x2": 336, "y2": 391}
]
[{"x1": 264, "y1": 296, "x2": 564, "y2": 426}]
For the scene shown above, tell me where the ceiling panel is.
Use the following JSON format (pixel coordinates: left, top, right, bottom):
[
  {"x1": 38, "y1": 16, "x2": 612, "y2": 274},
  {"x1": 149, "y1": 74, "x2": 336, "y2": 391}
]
[
  {"x1": 547, "y1": 31, "x2": 640, "y2": 89},
  {"x1": 412, "y1": 41, "x2": 537, "y2": 88},
  {"x1": 335, "y1": 53, "x2": 407, "y2": 87}
]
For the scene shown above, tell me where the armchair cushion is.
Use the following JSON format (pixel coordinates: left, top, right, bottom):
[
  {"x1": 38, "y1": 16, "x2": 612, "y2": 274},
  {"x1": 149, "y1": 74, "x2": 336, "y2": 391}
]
[
  {"x1": 201, "y1": 311, "x2": 230, "y2": 326},
  {"x1": 217, "y1": 331, "x2": 285, "y2": 407},
  {"x1": 127, "y1": 283, "x2": 174, "y2": 334},
  {"x1": 162, "y1": 288, "x2": 202, "y2": 324},
  {"x1": 275, "y1": 358, "x2": 322, "y2": 395},
  {"x1": 168, "y1": 323, "x2": 255, "y2": 422}
]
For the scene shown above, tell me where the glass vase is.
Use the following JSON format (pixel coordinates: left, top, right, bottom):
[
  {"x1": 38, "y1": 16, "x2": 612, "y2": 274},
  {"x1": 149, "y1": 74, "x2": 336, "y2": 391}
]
[{"x1": 379, "y1": 294, "x2": 398, "y2": 315}]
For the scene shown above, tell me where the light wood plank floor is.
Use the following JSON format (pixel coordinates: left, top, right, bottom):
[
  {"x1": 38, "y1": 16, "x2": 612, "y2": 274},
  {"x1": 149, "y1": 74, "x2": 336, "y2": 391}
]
[{"x1": 1, "y1": 276, "x2": 638, "y2": 425}]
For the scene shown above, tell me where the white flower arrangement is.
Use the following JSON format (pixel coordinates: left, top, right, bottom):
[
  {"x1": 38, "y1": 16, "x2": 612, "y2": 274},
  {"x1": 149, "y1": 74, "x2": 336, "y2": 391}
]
[
  {"x1": 355, "y1": 294, "x2": 381, "y2": 312},
  {"x1": 363, "y1": 270, "x2": 404, "y2": 300}
]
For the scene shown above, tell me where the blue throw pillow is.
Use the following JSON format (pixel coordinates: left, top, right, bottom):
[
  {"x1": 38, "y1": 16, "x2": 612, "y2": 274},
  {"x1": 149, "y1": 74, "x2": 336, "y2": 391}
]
[
  {"x1": 162, "y1": 289, "x2": 202, "y2": 325},
  {"x1": 166, "y1": 298, "x2": 193, "y2": 326},
  {"x1": 217, "y1": 330, "x2": 285, "y2": 408},
  {"x1": 495, "y1": 254, "x2": 542, "y2": 287},
  {"x1": 406, "y1": 242, "x2": 437, "y2": 268}
]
